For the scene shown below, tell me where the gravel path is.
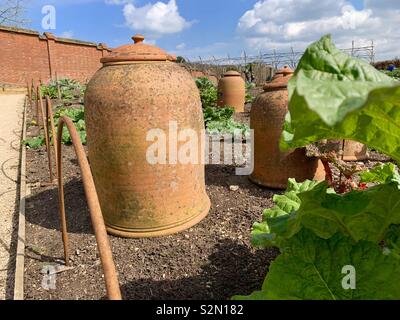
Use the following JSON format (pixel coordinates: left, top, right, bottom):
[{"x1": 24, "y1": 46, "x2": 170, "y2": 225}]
[{"x1": 0, "y1": 94, "x2": 24, "y2": 300}]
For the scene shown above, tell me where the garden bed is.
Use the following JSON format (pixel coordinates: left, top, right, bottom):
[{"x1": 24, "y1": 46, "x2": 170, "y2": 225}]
[
  {"x1": 24, "y1": 143, "x2": 278, "y2": 300},
  {"x1": 23, "y1": 101, "x2": 391, "y2": 300},
  {"x1": 22, "y1": 101, "x2": 274, "y2": 300}
]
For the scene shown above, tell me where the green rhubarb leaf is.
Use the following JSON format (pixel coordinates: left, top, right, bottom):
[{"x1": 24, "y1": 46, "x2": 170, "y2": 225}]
[
  {"x1": 235, "y1": 230, "x2": 400, "y2": 300},
  {"x1": 384, "y1": 225, "x2": 400, "y2": 256},
  {"x1": 359, "y1": 163, "x2": 400, "y2": 185},
  {"x1": 251, "y1": 179, "x2": 320, "y2": 248},
  {"x1": 78, "y1": 129, "x2": 87, "y2": 145},
  {"x1": 23, "y1": 136, "x2": 45, "y2": 149},
  {"x1": 280, "y1": 35, "x2": 400, "y2": 162},
  {"x1": 270, "y1": 181, "x2": 400, "y2": 243}
]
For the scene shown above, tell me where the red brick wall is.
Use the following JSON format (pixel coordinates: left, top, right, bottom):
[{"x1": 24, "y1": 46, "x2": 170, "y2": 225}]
[{"x1": 0, "y1": 26, "x2": 110, "y2": 86}]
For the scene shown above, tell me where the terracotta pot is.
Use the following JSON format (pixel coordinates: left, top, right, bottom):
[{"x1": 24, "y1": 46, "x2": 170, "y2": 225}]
[
  {"x1": 250, "y1": 66, "x2": 324, "y2": 189},
  {"x1": 342, "y1": 140, "x2": 368, "y2": 161},
  {"x1": 217, "y1": 71, "x2": 245, "y2": 112},
  {"x1": 85, "y1": 35, "x2": 210, "y2": 238}
]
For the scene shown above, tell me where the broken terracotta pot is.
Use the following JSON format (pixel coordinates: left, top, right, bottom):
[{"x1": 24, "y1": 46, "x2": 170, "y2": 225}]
[
  {"x1": 250, "y1": 66, "x2": 325, "y2": 189},
  {"x1": 217, "y1": 70, "x2": 245, "y2": 112},
  {"x1": 85, "y1": 35, "x2": 210, "y2": 238},
  {"x1": 342, "y1": 140, "x2": 369, "y2": 161}
]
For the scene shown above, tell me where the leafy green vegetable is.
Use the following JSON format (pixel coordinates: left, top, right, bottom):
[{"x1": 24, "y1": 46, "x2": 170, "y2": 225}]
[
  {"x1": 54, "y1": 107, "x2": 85, "y2": 124},
  {"x1": 27, "y1": 107, "x2": 86, "y2": 147},
  {"x1": 78, "y1": 128, "x2": 87, "y2": 145},
  {"x1": 195, "y1": 77, "x2": 218, "y2": 109},
  {"x1": 40, "y1": 78, "x2": 85, "y2": 101},
  {"x1": 253, "y1": 175, "x2": 400, "y2": 248},
  {"x1": 384, "y1": 69, "x2": 400, "y2": 80},
  {"x1": 384, "y1": 225, "x2": 400, "y2": 256},
  {"x1": 203, "y1": 106, "x2": 234, "y2": 123},
  {"x1": 252, "y1": 179, "x2": 321, "y2": 247},
  {"x1": 203, "y1": 106, "x2": 249, "y2": 136},
  {"x1": 281, "y1": 35, "x2": 400, "y2": 162},
  {"x1": 40, "y1": 85, "x2": 58, "y2": 99},
  {"x1": 274, "y1": 181, "x2": 400, "y2": 243},
  {"x1": 359, "y1": 163, "x2": 400, "y2": 184},
  {"x1": 61, "y1": 126, "x2": 72, "y2": 144},
  {"x1": 56, "y1": 108, "x2": 86, "y2": 145},
  {"x1": 23, "y1": 136, "x2": 45, "y2": 149},
  {"x1": 235, "y1": 229, "x2": 400, "y2": 300},
  {"x1": 196, "y1": 78, "x2": 250, "y2": 135},
  {"x1": 206, "y1": 118, "x2": 249, "y2": 136},
  {"x1": 245, "y1": 81, "x2": 255, "y2": 103}
]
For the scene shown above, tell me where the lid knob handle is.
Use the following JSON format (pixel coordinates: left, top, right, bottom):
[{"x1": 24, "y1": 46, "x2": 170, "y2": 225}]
[
  {"x1": 132, "y1": 34, "x2": 145, "y2": 44},
  {"x1": 279, "y1": 65, "x2": 293, "y2": 76}
]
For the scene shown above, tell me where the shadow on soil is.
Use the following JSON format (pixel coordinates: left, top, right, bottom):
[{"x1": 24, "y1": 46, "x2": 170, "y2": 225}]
[
  {"x1": 119, "y1": 239, "x2": 278, "y2": 300},
  {"x1": 26, "y1": 178, "x2": 93, "y2": 234},
  {"x1": 205, "y1": 164, "x2": 279, "y2": 196},
  {"x1": 26, "y1": 165, "x2": 275, "y2": 235}
]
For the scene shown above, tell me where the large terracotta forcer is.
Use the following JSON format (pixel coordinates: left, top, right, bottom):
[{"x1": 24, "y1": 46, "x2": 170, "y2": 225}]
[
  {"x1": 217, "y1": 71, "x2": 245, "y2": 112},
  {"x1": 84, "y1": 35, "x2": 210, "y2": 238},
  {"x1": 250, "y1": 66, "x2": 325, "y2": 189},
  {"x1": 342, "y1": 140, "x2": 369, "y2": 161}
]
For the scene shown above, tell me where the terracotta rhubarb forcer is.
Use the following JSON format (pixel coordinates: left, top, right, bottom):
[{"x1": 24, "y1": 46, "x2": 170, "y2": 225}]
[
  {"x1": 85, "y1": 35, "x2": 210, "y2": 238},
  {"x1": 217, "y1": 71, "x2": 245, "y2": 112},
  {"x1": 342, "y1": 140, "x2": 369, "y2": 161},
  {"x1": 250, "y1": 66, "x2": 325, "y2": 189}
]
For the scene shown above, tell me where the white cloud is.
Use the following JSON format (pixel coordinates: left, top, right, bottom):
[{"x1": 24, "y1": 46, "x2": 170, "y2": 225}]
[
  {"x1": 176, "y1": 42, "x2": 186, "y2": 50},
  {"x1": 144, "y1": 39, "x2": 157, "y2": 45},
  {"x1": 109, "y1": 0, "x2": 194, "y2": 38},
  {"x1": 237, "y1": 0, "x2": 400, "y2": 60}
]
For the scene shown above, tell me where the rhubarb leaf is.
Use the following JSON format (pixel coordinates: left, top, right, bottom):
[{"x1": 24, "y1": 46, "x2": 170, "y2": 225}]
[
  {"x1": 281, "y1": 35, "x2": 400, "y2": 162},
  {"x1": 235, "y1": 230, "x2": 400, "y2": 300}
]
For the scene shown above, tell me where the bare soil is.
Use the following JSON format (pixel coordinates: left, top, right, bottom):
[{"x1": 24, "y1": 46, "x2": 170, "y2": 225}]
[{"x1": 24, "y1": 143, "x2": 280, "y2": 300}]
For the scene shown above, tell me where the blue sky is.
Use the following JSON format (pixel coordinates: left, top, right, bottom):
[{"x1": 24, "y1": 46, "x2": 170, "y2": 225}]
[{"x1": 24, "y1": 0, "x2": 400, "y2": 60}]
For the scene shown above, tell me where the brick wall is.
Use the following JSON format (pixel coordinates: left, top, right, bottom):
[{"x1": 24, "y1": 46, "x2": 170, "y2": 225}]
[{"x1": 0, "y1": 26, "x2": 111, "y2": 86}]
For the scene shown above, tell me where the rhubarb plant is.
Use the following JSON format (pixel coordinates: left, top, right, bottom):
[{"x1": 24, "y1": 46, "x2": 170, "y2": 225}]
[{"x1": 234, "y1": 35, "x2": 400, "y2": 300}]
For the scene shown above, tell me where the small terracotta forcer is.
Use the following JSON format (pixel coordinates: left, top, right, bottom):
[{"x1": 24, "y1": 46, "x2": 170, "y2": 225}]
[
  {"x1": 342, "y1": 140, "x2": 369, "y2": 161},
  {"x1": 217, "y1": 70, "x2": 245, "y2": 112},
  {"x1": 250, "y1": 66, "x2": 325, "y2": 189},
  {"x1": 84, "y1": 35, "x2": 210, "y2": 238}
]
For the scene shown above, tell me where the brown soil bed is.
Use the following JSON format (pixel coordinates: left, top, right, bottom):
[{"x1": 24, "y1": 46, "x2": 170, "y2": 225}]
[
  {"x1": 24, "y1": 142, "x2": 280, "y2": 300},
  {"x1": 23, "y1": 104, "x2": 391, "y2": 300}
]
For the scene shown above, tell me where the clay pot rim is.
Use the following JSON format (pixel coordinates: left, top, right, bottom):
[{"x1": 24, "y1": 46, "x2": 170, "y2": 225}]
[
  {"x1": 263, "y1": 66, "x2": 294, "y2": 91},
  {"x1": 276, "y1": 66, "x2": 294, "y2": 75},
  {"x1": 101, "y1": 34, "x2": 177, "y2": 64},
  {"x1": 224, "y1": 70, "x2": 241, "y2": 77},
  {"x1": 263, "y1": 82, "x2": 289, "y2": 91}
]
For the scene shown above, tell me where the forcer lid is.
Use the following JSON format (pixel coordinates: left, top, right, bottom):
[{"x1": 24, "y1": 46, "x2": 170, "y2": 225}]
[
  {"x1": 224, "y1": 70, "x2": 241, "y2": 77},
  {"x1": 101, "y1": 34, "x2": 177, "y2": 64},
  {"x1": 263, "y1": 66, "x2": 294, "y2": 91}
]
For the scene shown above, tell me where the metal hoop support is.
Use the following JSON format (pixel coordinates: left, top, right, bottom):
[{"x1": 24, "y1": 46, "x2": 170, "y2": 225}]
[{"x1": 56, "y1": 116, "x2": 122, "y2": 300}]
